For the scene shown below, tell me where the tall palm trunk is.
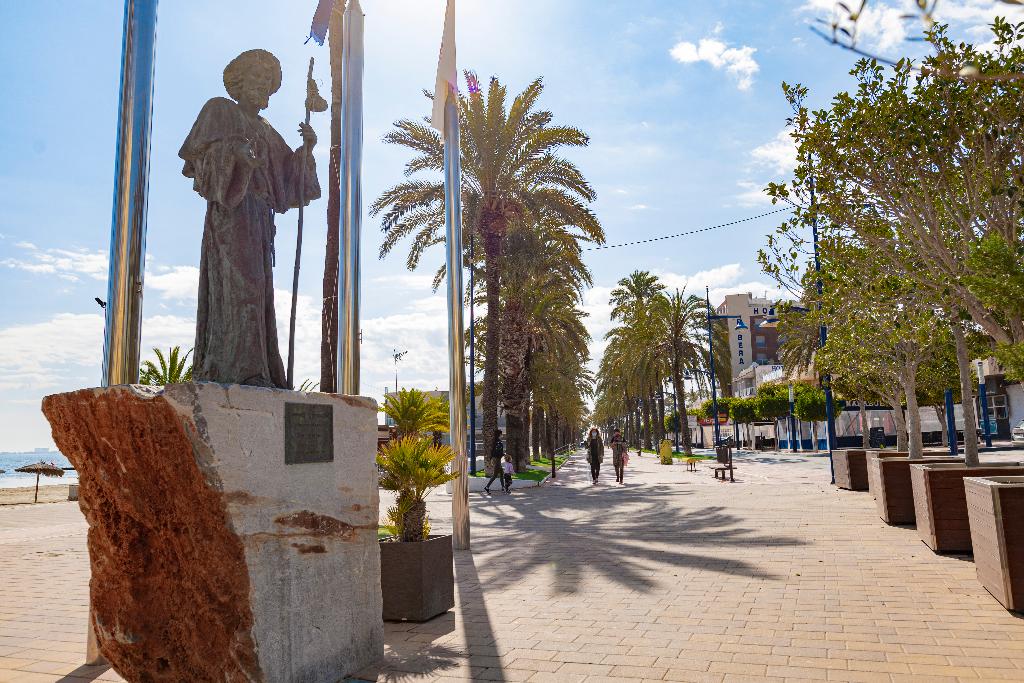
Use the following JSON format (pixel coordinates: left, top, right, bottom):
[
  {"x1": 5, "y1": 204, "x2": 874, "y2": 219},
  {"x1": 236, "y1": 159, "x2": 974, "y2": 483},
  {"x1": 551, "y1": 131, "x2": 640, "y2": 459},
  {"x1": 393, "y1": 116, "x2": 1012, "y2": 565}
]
[
  {"x1": 320, "y1": 7, "x2": 343, "y2": 392},
  {"x1": 672, "y1": 368, "x2": 693, "y2": 454},
  {"x1": 641, "y1": 395, "x2": 653, "y2": 450},
  {"x1": 530, "y1": 404, "x2": 541, "y2": 460},
  {"x1": 480, "y1": 205, "x2": 506, "y2": 479},
  {"x1": 498, "y1": 297, "x2": 530, "y2": 470},
  {"x1": 655, "y1": 384, "x2": 666, "y2": 445},
  {"x1": 951, "y1": 321, "x2": 980, "y2": 466}
]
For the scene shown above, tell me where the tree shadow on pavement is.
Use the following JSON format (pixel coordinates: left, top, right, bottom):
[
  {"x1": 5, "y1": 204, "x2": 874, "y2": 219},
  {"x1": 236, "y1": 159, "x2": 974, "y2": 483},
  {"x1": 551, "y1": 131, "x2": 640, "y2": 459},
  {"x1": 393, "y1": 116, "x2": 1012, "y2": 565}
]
[{"x1": 468, "y1": 458, "x2": 806, "y2": 595}]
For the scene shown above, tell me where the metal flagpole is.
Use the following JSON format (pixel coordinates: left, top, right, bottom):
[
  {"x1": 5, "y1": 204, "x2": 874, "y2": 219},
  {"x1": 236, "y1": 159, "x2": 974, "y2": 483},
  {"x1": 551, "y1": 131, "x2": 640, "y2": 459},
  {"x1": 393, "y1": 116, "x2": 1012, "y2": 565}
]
[
  {"x1": 96, "y1": 0, "x2": 158, "y2": 665},
  {"x1": 444, "y1": 92, "x2": 469, "y2": 550},
  {"x1": 469, "y1": 235, "x2": 477, "y2": 475},
  {"x1": 338, "y1": 0, "x2": 363, "y2": 395},
  {"x1": 102, "y1": 0, "x2": 158, "y2": 389}
]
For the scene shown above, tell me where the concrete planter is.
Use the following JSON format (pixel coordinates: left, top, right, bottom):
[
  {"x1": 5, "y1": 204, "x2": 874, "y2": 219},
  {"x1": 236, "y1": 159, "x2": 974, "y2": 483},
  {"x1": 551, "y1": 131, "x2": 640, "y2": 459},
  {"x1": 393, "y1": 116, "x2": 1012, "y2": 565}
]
[
  {"x1": 380, "y1": 534, "x2": 454, "y2": 622},
  {"x1": 911, "y1": 462, "x2": 1024, "y2": 553},
  {"x1": 867, "y1": 454, "x2": 962, "y2": 525},
  {"x1": 833, "y1": 450, "x2": 869, "y2": 490},
  {"x1": 965, "y1": 476, "x2": 1024, "y2": 612}
]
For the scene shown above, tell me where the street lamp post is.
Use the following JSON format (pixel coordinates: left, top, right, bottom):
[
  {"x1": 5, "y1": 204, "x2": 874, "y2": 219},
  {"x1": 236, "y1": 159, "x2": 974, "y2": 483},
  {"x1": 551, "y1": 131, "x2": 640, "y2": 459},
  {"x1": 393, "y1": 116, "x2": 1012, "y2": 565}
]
[
  {"x1": 976, "y1": 360, "x2": 993, "y2": 448},
  {"x1": 789, "y1": 384, "x2": 798, "y2": 453},
  {"x1": 705, "y1": 286, "x2": 747, "y2": 447},
  {"x1": 944, "y1": 388, "x2": 958, "y2": 456},
  {"x1": 809, "y1": 177, "x2": 836, "y2": 482}
]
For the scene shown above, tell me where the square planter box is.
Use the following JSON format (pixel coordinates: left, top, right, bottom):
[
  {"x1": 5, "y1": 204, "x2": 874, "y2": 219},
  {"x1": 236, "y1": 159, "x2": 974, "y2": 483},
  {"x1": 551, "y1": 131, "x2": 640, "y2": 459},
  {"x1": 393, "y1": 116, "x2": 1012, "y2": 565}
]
[
  {"x1": 834, "y1": 450, "x2": 869, "y2": 490},
  {"x1": 965, "y1": 476, "x2": 1024, "y2": 612},
  {"x1": 380, "y1": 534, "x2": 454, "y2": 622},
  {"x1": 867, "y1": 455, "x2": 963, "y2": 525},
  {"x1": 865, "y1": 450, "x2": 954, "y2": 498},
  {"x1": 911, "y1": 462, "x2": 1024, "y2": 553}
]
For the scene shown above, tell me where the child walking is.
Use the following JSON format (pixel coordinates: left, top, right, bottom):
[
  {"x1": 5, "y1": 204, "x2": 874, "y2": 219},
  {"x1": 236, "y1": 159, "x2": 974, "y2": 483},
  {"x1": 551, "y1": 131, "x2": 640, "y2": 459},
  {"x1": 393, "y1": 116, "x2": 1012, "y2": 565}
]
[{"x1": 502, "y1": 455, "x2": 514, "y2": 494}]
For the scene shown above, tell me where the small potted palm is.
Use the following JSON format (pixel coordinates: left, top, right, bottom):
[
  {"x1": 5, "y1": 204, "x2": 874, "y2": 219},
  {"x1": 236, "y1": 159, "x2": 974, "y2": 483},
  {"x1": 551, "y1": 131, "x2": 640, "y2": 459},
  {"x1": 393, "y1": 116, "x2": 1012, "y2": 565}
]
[{"x1": 377, "y1": 435, "x2": 458, "y2": 621}]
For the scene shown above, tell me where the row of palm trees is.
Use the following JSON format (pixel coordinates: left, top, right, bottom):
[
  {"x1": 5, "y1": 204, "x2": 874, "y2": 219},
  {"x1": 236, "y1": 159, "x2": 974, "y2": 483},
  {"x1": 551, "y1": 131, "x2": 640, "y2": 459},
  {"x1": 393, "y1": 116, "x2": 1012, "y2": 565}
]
[
  {"x1": 594, "y1": 271, "x2": 731, "y2": 454},
  {"x1": 370, "y1": 73, "x2": 602, "y2": 471}
]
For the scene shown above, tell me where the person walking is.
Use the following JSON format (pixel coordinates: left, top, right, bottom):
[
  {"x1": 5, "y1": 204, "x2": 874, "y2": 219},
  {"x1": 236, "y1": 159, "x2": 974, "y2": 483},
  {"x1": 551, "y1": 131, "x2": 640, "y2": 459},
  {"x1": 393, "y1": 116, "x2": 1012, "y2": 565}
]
[
  {"x1": 502, "y1": 454, "x2": 514, "y2": 494},
  {"x1": 483, "y1": 429, "x2": 505, "y2": 494},
  {"x1": 610, "y1": 428, "x2": 628, "y2": 484},
  {"x1": 586, "y1": 427, "x2": 603, "y2": 484}
]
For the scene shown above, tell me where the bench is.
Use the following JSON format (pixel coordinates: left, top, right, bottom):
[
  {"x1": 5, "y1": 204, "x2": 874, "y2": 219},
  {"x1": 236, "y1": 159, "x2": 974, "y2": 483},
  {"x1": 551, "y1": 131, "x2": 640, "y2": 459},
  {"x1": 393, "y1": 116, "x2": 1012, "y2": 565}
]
[{"x1": 714, "y1": 446, "x2": 736, "y2": 483}]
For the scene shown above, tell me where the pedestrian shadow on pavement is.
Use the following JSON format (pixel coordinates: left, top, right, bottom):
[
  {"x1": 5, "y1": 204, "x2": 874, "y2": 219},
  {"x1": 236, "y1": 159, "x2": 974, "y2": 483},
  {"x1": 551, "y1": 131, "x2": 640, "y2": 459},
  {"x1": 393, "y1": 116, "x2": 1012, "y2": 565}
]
[
  {"x1": 470, "y1": 471, "x2": 806, "y2": 595},
  {"x1": 57, "y1": 664, "x2": 113, "y2": 681}
]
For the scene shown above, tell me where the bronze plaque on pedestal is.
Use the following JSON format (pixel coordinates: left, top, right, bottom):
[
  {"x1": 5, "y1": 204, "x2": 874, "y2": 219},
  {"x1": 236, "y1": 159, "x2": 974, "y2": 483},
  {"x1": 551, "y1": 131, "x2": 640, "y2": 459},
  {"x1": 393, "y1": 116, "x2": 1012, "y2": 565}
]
[{"x1": 285, "y1": 403, "x2": 334, "y2": 464}]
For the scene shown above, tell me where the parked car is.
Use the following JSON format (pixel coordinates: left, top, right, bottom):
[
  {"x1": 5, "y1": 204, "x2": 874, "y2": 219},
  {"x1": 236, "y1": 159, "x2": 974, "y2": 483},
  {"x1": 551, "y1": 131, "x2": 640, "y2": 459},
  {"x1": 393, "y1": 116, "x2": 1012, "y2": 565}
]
[{"x1": 1012, "y1": 419, "x2": 1024, "y2": 445}]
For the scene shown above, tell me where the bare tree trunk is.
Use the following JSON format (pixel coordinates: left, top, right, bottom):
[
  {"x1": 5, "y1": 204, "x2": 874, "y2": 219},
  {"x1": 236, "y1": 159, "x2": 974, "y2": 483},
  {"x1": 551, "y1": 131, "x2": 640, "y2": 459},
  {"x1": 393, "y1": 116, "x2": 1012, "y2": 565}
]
[
  {"x1": 320, "y1": 7, "x2": 344, "y2": 392},
  {"x1": 859, "y1": 398, "x2": 870, "y2": 448},
  {"x1": 892, "y1": 402, "x2": 908, "y2": 451},
  {"x1": 936, "y1": 404, "x2": 948, "y2": 447},
  {"x1": 952, "y1": 322, "x2": 980, "y2": 466},
  {"x1": 901, "y1": 365, "x2": 924, "y2": 459}
]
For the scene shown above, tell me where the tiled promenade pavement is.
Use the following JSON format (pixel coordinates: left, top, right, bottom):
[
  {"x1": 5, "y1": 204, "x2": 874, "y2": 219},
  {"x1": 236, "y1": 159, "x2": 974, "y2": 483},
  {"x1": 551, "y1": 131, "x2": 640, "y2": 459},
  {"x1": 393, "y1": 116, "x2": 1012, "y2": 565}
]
[{"x1": 3, "y1": 450, "x2": 1024, "y2": 682}]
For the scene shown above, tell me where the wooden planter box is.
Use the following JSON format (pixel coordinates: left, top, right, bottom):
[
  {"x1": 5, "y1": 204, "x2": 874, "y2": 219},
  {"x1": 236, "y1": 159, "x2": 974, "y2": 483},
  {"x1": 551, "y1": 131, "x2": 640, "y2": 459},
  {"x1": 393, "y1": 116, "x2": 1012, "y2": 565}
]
[
  {"x1": 834, "y1": 450, "x2": 869, "y2": 490},
  {"x1": 965, "y1": 476, "x2": 1024, "y2": 612},
  {"x1": 911, "y1": 462, "x2": 1024, "y2": 553},
  {"x1": 868, "y1": 455, "x2": 963, "y2": 525},
  {"x1": 380, "y1": 534, "x2": 454, "y2": 622},
  {"x1": 866, "y1": 450, "x2": 953, "y2": 499}
]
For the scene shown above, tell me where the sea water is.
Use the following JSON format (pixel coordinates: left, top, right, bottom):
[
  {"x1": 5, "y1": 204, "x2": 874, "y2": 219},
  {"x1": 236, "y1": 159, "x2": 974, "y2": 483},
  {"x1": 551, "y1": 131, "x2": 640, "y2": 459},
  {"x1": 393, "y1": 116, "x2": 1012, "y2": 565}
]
[{"x1": 0, "y1": 451, "x2": 77, "y2": 489}]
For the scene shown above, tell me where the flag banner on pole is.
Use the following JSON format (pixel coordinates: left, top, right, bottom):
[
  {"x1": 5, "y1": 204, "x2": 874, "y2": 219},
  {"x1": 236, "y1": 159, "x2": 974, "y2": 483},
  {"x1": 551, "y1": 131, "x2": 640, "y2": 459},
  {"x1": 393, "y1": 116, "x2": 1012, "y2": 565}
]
[
  {"x1": 431, "y1": 0, "x2": 457, "y2": 135},
  {"x1": 307, "y1": 0, "x2": 336, "y2": 45}
]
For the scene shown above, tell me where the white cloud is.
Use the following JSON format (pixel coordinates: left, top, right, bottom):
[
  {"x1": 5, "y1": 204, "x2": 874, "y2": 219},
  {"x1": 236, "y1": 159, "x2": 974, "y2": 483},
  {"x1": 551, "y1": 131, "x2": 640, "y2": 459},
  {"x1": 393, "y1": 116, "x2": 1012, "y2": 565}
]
[
  {"x1": 735, "y1": 180, "x2": 771, "y2": 207},
  {"x1": 147, "y1": 266, "x2": 200, "y2": 303},
  {"x1": 669, "y1": 33, "x2": 760, "y2": 91},
  {"x1": 0, "y1": 313, "x2": 104, "y2": 392},
  {"x1": 750, "y1": 129, "x2": 797, "y2": 176},
  {"x1": 628, "y1": 203, "x2": 651, "y2": 211},
  {"x1": 1, "y1": 243, "x2": 107, "y2": 282}
]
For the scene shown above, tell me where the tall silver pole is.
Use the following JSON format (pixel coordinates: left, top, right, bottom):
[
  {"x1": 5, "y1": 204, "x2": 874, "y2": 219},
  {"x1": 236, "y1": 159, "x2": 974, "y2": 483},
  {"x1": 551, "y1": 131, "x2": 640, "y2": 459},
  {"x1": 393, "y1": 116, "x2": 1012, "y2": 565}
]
[
  {"x1": 93, "y1": 0, "x2": 158, "y2": 665},
  {"x1": 102, "y1": 0, "x2": 158, "y2": 388},
  {"x1": 338, "y1": 0, "x2": 363, "y2": 394},
  {"x1": 444, "y1": 94, "x2": 470, "y2": 550}
]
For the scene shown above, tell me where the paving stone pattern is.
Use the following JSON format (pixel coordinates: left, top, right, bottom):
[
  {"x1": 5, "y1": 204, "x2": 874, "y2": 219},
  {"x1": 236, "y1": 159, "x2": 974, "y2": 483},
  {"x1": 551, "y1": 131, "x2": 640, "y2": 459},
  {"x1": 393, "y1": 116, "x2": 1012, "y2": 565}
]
[{"x1": 3, "y1": 450, "x2": 1024, "y2": 682}]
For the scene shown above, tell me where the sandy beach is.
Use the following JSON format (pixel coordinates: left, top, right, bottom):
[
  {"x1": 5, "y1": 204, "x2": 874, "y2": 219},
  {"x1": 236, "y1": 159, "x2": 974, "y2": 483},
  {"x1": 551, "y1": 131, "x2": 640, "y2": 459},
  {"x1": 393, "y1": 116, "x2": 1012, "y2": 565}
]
[{"x1": 0, "y1": 484, "x2": 74, "y2": 505}]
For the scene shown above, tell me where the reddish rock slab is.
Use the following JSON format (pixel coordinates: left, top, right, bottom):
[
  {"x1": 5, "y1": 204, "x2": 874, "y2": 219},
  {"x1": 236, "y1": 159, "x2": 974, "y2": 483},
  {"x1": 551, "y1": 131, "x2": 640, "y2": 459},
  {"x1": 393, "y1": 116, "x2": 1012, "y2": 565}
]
[
  {"x1": 43, "y1": 385, "x2": 260, "y2": 682},
  {"x1": 42, "y1": 383, "x2": 383, "y2": 683}
]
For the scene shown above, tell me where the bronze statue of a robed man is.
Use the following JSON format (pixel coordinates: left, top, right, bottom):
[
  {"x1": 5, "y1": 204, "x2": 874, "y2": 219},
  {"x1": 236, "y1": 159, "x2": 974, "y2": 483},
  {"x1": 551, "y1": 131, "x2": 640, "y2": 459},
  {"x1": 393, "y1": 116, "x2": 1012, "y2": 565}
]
[{"x1": 179, "y1": 49, "x2": 320, "y2": 388}]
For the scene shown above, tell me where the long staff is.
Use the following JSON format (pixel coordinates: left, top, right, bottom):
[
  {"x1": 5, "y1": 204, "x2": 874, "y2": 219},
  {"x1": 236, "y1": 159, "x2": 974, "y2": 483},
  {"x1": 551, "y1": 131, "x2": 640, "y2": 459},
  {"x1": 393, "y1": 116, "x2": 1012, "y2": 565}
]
[{"x1": 288, "y1": 57, "x2": 327, "y2": 389}]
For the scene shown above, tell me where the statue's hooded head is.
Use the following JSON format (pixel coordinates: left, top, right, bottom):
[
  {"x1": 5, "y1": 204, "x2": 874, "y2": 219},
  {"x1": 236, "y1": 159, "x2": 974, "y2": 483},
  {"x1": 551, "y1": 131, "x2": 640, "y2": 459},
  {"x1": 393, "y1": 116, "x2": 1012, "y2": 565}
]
[{"x1": 223, "y1": 49, "x2": 282, "y2": 112}]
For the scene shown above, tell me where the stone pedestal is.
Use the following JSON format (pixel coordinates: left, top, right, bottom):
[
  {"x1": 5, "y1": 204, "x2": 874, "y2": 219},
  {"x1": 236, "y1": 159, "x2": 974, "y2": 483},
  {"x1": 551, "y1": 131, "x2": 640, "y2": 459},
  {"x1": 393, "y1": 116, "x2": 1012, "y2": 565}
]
[{"x1": 42, "y1": 383, "x2": 383, "y2": 683}]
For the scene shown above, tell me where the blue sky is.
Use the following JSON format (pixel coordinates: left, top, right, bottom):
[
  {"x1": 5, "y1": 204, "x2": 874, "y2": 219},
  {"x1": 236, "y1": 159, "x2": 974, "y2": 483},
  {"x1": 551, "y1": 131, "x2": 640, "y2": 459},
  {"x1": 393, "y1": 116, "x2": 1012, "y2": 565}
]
[{"x1": 0, "y1": 1, "x2": 1015, "y2": 451}]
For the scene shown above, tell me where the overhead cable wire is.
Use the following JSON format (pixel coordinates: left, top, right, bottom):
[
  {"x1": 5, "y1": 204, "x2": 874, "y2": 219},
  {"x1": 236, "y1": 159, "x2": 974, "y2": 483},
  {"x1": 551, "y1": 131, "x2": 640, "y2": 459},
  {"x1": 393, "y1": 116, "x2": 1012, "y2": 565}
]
[{"x1": 584, "y1": 206, "x2": 794, "y2": 251}]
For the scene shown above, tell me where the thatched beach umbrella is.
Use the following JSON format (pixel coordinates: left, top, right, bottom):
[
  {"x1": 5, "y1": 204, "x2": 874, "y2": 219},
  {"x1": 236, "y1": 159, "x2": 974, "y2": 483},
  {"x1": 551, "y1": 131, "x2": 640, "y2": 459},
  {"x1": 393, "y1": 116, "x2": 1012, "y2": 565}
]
[{"x1": 15, "y1": 461, "x2": 65, "y2": 503}]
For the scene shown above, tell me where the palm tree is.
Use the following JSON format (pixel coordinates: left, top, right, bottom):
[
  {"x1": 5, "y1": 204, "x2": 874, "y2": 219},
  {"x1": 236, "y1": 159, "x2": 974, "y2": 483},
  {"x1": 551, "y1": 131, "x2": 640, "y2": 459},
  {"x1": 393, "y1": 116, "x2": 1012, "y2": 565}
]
[
  {"x1": 377, "y1": 436, "x2": 457, "y2": 542},
  {"x1": 372, "y1": 73, "x2": 601, "y2": 468},
  {"x1": 139, "y1": 346, "x2": 193, "y2": 385},
  {"x1": 382, "y1": 389, "x2": 450, "y2": 438},
  {"x1": 655, "y1": 289, "x2": 706, "y2": 454},
  {"x1": 499, "y1": 216, "x2": 595, "y2": 469}
]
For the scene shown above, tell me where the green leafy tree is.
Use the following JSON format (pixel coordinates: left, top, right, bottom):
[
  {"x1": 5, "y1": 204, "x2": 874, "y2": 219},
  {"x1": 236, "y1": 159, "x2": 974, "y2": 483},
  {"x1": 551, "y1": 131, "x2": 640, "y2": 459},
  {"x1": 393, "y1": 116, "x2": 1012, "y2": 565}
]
[
  {"x1": 729, "y1": 397, "x2": 758, "y2": 448},
  {"x1": 139, "y1": 346, "x2": 193, "y2": 385},
  {"x1": 793, "y1": 384, "x2": 827, "y2": 450},
  {"x1": 754, "y1": 383, "x2": 790, "y2": 447}
]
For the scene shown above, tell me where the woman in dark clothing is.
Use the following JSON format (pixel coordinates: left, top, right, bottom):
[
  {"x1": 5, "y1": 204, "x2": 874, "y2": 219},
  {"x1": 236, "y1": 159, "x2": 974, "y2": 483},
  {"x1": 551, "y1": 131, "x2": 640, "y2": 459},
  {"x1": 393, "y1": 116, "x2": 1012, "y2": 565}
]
[
  {"x1": 586, "y1": 428, "x2": 603, "y2": 484},
  {"x1": 610, "y1": 428, "x2": 627, "y2": 484}
]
